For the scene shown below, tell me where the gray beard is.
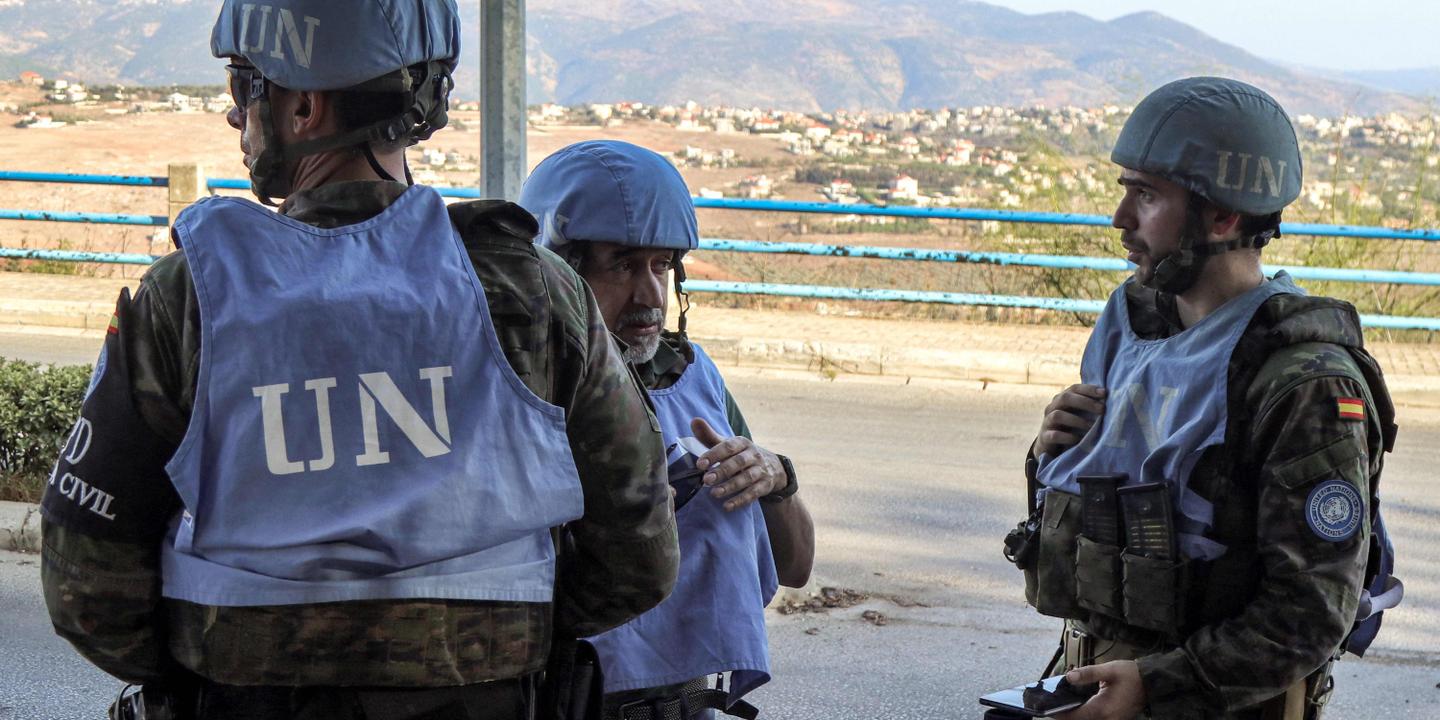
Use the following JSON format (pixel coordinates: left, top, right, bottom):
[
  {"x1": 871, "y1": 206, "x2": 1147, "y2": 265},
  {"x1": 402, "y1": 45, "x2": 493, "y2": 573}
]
[
  {"x1": 622, "y1": 333, "x2": 661, "y2": 364},
  {"x1": 618, "y1": 308, "x2": 664, "y2": 364}
]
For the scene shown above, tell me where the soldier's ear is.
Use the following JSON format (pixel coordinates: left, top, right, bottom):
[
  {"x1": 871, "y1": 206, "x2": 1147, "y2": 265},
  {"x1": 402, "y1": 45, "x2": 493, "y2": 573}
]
[
  {"x1": 289, "y1": 90, "x2": 334, "y2": 139},
  {"x1": 1207, "y1": 206, "x2": 1242, "y2": 240}
]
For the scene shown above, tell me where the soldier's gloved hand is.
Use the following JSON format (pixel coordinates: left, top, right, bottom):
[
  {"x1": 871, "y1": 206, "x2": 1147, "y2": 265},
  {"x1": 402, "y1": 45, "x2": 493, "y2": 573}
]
[
  {"x1": 1033, "y1": 384, "x2": 1107, "y2": 458},
  {"x1": 1053, "y1": 660, "x2": 1145, "y2": 720},
  {"x1": 692, "y1": 417, "x2": 786, "y2": 512}
]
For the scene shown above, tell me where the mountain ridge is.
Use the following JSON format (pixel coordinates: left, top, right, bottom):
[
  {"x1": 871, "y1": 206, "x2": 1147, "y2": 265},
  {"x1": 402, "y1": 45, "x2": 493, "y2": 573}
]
[{"x1": 0, "y1": 0, "x2": 1422, "y2": 116}]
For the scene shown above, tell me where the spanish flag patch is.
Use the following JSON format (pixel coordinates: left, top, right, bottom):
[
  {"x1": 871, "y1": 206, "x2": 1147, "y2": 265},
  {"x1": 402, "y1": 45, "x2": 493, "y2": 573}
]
[
  {"x1": 1337, "y1": 397, "x2": 1365, "y2": 421},
  {"x1": 106, "y1": 313, "x2": 119, "y2": 335}
]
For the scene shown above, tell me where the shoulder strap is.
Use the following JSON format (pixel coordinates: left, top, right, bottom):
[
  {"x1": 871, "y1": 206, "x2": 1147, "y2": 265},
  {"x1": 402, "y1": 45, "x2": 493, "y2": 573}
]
[{"x1": 1346, "y1": 346, "x2": 1398, "y2": 453}]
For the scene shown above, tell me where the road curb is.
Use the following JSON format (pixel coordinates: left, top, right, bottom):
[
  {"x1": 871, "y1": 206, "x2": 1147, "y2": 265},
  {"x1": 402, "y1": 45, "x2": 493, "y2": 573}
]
[
  {"x1": 1, "y1": 501, "x2": 42, "y2": 554},
  {"x1": 7, "y1": 293, "x2": 1440, "y2": 403},
  {"x1": 691, "y1": 333, "x2": 1080, "y2": 386},
  {"x1": 691, "y1": 333, "x2": 1440, "y2": 406},
  {"x1": 0, "y1": 299, "x2": 113, "y2": 333}
]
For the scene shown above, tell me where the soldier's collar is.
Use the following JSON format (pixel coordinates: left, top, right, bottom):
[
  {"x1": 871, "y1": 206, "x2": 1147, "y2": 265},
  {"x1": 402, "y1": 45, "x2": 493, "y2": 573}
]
[{"x1": 279, "y1": 181, "x2": 410, "y2": 228}]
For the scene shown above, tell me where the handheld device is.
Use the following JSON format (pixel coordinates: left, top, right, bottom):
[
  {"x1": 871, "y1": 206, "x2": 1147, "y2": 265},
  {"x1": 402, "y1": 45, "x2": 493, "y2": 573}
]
[
  {"x1": 665, "y1": 444, "x2": 705, "y2": 510},
  {"x1": 978, "y1": 675, "x2": 1096, "y2": 717}
]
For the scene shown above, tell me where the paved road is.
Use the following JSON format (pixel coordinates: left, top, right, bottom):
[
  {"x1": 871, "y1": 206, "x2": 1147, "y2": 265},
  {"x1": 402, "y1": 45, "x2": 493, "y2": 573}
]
[
  {"x1": 0, "y1": 329, "x2": 102, "y2": 366},
  {"x1": 3, "y1": 335, "x2": 1439, "y2": 718}
]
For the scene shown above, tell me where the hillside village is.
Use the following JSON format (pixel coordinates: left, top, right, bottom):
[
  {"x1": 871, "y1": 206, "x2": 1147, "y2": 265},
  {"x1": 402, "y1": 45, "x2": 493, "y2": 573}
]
[
  {"x1": 4, "y1": 68, "x2": 1438, "y2": 231},
  {"x1": 532, "y1": 98, "x2": 1440, "y2": 227}
]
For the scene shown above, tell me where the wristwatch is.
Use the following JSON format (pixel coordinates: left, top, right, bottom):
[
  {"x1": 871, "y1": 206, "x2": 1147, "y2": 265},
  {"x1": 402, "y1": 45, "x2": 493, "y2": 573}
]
[{"x1": 762, "y1": 455, "x2": 799, "y2": 503}]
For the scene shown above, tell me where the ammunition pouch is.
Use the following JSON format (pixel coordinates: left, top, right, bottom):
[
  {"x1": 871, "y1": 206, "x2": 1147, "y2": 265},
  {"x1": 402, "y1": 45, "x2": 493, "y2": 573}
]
[
  {"x1": 1025, "y1": 490, "x2": 1085, "y2": 619},
  {"x1": 1074, "y1": 536, "x2": 1124, "y2": 618},
  {"x1": 1120, "y1": 552, "x2": 1188, "y2": 634},
  {"x1": 1026, "y1": 488, "x2": 1190, "y2": 635}
]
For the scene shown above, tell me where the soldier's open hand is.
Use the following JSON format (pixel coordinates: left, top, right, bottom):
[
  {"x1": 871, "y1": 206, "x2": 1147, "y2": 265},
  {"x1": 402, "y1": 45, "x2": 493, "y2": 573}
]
[
  {"x1": 692, "y1": 417, "x2": 786, "y2": 512},
  {"x1": 1033, "y1": 384, "x2": 1107, "y2": 458}
]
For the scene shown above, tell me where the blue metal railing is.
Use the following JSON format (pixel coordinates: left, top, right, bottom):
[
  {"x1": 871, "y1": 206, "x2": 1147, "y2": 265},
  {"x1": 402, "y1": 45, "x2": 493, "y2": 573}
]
[
  {"x1": 6, "y1": 171, "x2": 1440, "y2": 330},
  {"x1": 699, "y1": 239, "x2": 1440, "y2": 287},
  {"x1": 0, "y1": 209, "x2": 167, "y2": 226},
  {"x1": 0, "y1": 170, "x2": 168, "y2": 187},
  {"x1": 681, "y1": 280, "x2": 1440, "y2": 332},
  {"x1": 0, "y1": 248, "x2": 159, "y2": 265},
  {"x1": 692, "y1": 197, "x2": 1440, "y2": 242}
]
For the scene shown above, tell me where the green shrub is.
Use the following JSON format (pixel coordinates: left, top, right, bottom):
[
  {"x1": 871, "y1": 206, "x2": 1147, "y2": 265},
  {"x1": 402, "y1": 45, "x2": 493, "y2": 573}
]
[{"x1": 0, "y1": 359, "x2": 92, "y2": 502}]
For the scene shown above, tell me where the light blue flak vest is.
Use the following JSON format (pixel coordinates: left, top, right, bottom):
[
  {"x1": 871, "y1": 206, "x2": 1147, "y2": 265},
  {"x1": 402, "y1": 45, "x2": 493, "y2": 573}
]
[
  {"x1": 161, "y1": 186, "x2": 583, "y2": 606},
  {"x1": 1037, "y1": 273, "x2": 1303, "y2": 560},
  {"x1": 588, "y1": 342, "x2": 779, "y2": 704}
]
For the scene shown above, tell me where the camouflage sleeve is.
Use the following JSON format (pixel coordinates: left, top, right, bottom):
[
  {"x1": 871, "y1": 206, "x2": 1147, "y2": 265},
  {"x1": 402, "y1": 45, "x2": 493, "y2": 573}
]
[
  {"x1": 723, "y1": 386, "x2": 751, "y2": 440},
  {"x1": 39, "y1": 281, "x2": 185, "y2": 684},
  {"x1": 41, "y1": 525, "x2": 174, "y2": 684},
  {"x1": 552, "y1": 274, "x2": 678, "y2": 637},
  {"x1": 1137, "y1": 371, "x2": 1372, "y2": 717}
]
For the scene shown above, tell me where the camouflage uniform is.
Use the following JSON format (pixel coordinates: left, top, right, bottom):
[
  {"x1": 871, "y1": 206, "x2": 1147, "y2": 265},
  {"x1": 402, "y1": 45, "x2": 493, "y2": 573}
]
[
  {"x1": 631, "y1": 333, "x2": 747, "y2": 432},
  {"x1": 1022, "y1": 283, "x2": 1390, "y2": 720},
  {"x1": 40, "y1": 181, "x2": 680, "y2": 688}
]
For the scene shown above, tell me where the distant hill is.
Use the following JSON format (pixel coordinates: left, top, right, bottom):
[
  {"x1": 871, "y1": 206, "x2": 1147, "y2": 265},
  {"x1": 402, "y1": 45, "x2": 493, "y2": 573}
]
[
  {"x1": 1340, "y1": 68, "x2": 1440, "y2": 100},
  {"x1": 0, "y1": 0, "x2": 1421, "y2": 116}
]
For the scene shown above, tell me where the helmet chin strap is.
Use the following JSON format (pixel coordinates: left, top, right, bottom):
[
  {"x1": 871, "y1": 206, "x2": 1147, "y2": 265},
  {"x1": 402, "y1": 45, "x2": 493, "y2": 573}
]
[
  {"x1": 247, "y1": 94, "x2": 288, "y2": 207},
  {"x1": 673, "y1": 250, "x2": 691, "y2": 337},
  {"x1": 360, "y1": 144, "x2": 403, "y2": 184},
  {"x1": 1143, "y1": 197, "x2": 1277, "y2": 295},
  {"x1": 246, "y1": 62, "x2": 450, "y2": 204}
]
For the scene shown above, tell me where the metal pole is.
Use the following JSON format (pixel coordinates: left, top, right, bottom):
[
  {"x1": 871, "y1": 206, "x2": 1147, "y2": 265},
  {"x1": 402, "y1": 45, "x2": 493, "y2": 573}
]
[{"x1": 480, "y1": 0, "x2": 526, "y2": 201}]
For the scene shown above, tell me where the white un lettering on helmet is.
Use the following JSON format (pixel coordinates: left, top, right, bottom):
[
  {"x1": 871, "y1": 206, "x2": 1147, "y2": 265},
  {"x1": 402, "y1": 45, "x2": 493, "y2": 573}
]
[
  {"x1": 237, "y1": 4, "x2": 321, "y2": 69},
  {"x1": 1215, "y1": 151, "x2": 1289, "y2": 199}
]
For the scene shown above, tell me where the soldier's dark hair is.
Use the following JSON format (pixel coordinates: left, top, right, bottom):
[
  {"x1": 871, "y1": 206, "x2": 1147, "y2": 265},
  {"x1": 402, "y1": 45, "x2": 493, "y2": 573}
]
[
  {"x1": 1187, "y1": 191, "x2": 1282, "y2": 248},
  {"x1": 332, "y1": 89, "x2": 409, "y2": 152}
]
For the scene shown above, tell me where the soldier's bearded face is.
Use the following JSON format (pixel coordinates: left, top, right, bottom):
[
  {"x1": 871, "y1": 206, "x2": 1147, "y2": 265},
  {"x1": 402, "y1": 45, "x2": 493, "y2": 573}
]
[
  {"x1": 580, "y1": 243, "x2": 674, "y2": 363},
  {"x1": 1112, "y1": 169, "x2": 1188, "y2": 286}
]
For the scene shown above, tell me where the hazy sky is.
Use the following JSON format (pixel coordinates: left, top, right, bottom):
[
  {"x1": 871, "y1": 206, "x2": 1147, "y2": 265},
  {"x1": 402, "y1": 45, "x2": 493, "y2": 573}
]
[{"x1": 985, "y1": 0, "x2": 1440, "y2": 71}]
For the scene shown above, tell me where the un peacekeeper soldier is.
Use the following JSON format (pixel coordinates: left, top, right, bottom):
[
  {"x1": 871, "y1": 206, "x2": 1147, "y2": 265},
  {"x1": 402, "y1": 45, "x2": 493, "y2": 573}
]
[
  {"x1": 520, "y1": 140, "x2": 817, "y2": 720},
  {"x1": 38, "y1": 2, "x2": 679, "y2": 718},
  {"x1": 1012, "y1": 78, "x2": 1398, "y2": 720}
]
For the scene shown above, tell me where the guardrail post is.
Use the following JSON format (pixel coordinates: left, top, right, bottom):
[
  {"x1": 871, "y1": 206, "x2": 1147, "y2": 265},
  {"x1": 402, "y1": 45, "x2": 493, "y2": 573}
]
[
  {"x1": 480, "y1": 0, "x2": 526, "y2": 201},
  {"x1": 168, "y1": 163, "x2": 206, "y2": 226}
]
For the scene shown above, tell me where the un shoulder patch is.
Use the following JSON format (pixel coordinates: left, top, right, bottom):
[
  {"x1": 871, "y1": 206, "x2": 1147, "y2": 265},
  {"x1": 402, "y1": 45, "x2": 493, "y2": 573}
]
[{"x1": 1306, "y1": 480, "x2": 1362, "y2": 542}]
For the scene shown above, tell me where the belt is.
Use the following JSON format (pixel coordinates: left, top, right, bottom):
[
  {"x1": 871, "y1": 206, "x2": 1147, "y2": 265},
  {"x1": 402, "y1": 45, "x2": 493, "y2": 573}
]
[
  {"x1": 1057, "y1": 619, "x2": 1163, "y2": 672},
  {"x1": 195, "y1": 675, "x2": 537, "y2": 720},
  {"x1": 1056, "y1": 622, "x2": 1337, "y2": 720},
  {"x1": 604, "y1": 678, "x2": 759, "y2": 720}
]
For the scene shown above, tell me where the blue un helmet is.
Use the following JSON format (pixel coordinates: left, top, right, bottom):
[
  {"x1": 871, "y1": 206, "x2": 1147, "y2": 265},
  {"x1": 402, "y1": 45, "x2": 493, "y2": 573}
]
[
  {"x1": 211, "y1": 0, "x2": 461, "y2": 202},
  {"x1": 1111, "y1": 77, "x2": 1303, "y2": 294},
  {"x1": 520, "y1": 141, "x2": 700, "y2": 332}
]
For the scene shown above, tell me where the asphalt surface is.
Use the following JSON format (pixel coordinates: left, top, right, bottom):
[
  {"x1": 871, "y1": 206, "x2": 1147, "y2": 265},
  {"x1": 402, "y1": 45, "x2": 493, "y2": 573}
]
[
  {"x1": 3, "y1": 332, "x2": 1439, "y2": 718},
  {"x1": 0, "y1": 329, "x2": 102, "y2": 366}
]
